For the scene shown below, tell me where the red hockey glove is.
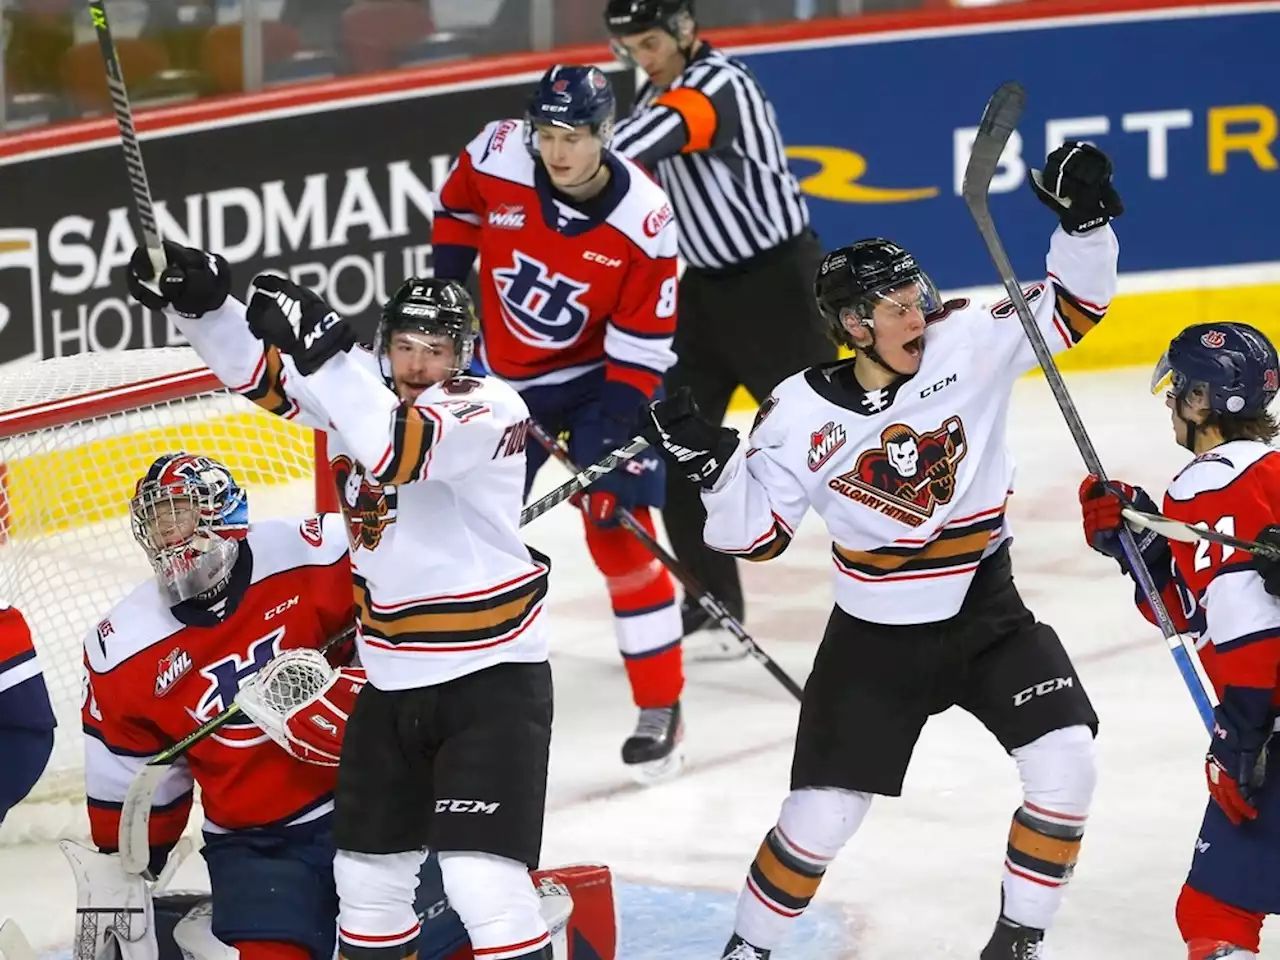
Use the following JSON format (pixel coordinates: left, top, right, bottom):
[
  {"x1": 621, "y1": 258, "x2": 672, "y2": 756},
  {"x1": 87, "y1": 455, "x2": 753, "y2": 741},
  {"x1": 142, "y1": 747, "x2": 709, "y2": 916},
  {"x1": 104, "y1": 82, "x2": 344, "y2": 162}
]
[
  {"x1": 1206, "y1": 699, "x2": 1271, "y2": 826},
  {"x1": 1078, "y1": 475, "x2": 1169, "y2": 576}
]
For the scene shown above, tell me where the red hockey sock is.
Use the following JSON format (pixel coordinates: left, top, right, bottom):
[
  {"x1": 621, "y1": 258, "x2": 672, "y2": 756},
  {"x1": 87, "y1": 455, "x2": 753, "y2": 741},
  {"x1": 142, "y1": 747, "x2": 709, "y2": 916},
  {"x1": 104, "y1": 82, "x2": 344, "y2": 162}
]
[
  {"x1": 235, "y1": 942, "x2": 311, "y2": 960},
  {"x1": 582, "y1": 510, "x2": 682, "y2": 707},
  {"x1": 1176, "y1": 883, "x2": 1263, "y2": 955}
]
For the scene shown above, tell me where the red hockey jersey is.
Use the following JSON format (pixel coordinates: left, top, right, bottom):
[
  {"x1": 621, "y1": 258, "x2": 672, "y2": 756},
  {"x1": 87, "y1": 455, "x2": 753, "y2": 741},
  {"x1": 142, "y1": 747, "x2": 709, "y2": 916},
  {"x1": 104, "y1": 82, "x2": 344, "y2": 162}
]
[
  {"x1": 83, "y1": 515, "x2": 354, "y2": 851},
  {"x1": 0, "y1": 604, "x2": 53, "y2": 732},
  {"x1": 432, "y1": 118, "x2": 678, "y2": 398},
  {"x1": 1137, "y1": 441, "x2": 1280, "y2": 708}
]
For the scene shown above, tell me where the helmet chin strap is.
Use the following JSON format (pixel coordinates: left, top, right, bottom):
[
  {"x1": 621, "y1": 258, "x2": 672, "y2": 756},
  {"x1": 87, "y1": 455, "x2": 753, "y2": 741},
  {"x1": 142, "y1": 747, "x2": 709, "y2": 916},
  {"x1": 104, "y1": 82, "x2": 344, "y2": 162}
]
[{"x1": 851, "y1": 314, "x2": 912, "y2": 379}]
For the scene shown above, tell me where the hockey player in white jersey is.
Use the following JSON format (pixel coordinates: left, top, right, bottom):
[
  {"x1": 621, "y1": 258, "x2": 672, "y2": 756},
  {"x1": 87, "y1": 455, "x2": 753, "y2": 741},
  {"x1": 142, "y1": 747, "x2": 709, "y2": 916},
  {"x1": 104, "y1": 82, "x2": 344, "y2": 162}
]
[
  {"x1": 126, "y1": 246, "x2": 557, "y2": 960},
  {"x1": 641, "y1": 141, "x2": 1124, "y2": 959}
]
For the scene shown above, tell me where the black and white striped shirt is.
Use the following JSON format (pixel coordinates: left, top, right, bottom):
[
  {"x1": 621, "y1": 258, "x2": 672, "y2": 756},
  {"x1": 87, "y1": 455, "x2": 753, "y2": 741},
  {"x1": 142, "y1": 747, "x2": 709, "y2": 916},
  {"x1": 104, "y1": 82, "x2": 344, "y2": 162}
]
[{"x1": 612, "y1": 44, "x2": 809, "y2": 272}]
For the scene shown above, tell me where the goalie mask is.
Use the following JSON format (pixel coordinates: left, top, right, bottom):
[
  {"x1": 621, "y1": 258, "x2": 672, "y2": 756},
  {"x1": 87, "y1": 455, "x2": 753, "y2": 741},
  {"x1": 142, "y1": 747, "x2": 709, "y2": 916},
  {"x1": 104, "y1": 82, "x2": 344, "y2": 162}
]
[
  {"x1": 375, "y1": 278, "x2": 479, "y2": 386},
  {"x1": 131, "y1": 453, "x2": 249, "y2": 606}
]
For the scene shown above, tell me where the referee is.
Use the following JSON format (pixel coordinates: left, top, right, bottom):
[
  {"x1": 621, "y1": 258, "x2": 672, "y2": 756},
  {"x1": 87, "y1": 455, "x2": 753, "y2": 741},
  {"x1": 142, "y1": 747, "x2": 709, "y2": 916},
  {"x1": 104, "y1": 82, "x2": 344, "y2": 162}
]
[{"x1": 607, "y1": 0, "x2": 835, "y2": 641}]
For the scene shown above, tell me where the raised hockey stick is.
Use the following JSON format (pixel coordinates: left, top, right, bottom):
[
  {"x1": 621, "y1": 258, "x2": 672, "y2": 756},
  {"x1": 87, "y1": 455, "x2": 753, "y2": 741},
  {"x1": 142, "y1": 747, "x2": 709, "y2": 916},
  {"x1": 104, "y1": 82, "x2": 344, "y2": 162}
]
[
  {"x1": 0, "y1": 920, "x2": 37, "y2": 960},
  {"x1": 1122, "y1": 507, "x2": 1280, "y2": 561},
  {"x1": 88, "y1": 0, "x2": 167, "y2": 280},
  {"x1": 529, "y1": 421, "x2": 805, "y2": 701},
  {"x1": 960, "y1": 81, "x2": 1217, "y2": 730},
  {"x1": 118, "y1": 625, "x2": 357, "y2": 874},
  {"x1": 520, "y1": 436, "x2": 651, "y2": 526}
]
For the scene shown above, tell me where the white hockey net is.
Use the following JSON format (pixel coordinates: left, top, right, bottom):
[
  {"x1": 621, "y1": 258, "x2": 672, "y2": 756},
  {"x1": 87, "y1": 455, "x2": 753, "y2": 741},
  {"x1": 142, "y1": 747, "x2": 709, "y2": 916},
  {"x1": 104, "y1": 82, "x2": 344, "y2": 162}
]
[{"x1": 0, "y1": 348, "x2": 329, "y2": 843}]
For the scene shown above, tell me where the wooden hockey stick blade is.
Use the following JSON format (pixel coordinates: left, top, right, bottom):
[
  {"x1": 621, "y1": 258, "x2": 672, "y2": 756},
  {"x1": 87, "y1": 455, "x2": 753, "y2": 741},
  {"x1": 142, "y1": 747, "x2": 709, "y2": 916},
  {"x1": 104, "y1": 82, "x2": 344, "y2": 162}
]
[
  {"x1": 1122, "y1": 507, "x2": 1280, "y2": 560},
  {"x1": 0, "y1": 920, "x2": 37, "y2": 960},
  {"x1": 519, "y1": 436, "x2": 650, "y2": 526},
  {"x1": 961, "y1": 81, "x2": 1026, "y2": 210}
]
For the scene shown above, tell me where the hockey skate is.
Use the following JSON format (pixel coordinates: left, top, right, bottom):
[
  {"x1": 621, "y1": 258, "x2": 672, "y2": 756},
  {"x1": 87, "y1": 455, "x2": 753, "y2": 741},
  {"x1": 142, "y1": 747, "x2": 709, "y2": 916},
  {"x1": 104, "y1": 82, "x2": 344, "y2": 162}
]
[
  {"x1": 621, "y1": 700, "x2": 685, "y2": 783},
  {"x1": 680, "y1": 596, "x2": 748, "y2": 661},
  {"x1": 981, "y1": 915, "x2": 1046, "y2": 959},
  {"x1": 721, "y1": 934, "x2": 771, "y2": 959}
]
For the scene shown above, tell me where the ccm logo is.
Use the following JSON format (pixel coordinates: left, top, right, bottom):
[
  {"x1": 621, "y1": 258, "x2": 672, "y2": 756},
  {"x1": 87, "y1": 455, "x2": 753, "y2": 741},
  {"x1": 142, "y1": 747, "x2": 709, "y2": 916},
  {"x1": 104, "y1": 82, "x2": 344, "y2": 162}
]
[
  {"x1": 1013, "y1": 676, "x2": 1073, "y2": 706},
  {"x1": 643, "y1": 204, "x2": 673, "y2": 237},
  {"x1": 264, "y1": 596, "x2": 300, "y2": 621},
  {"x1": 435, "y1": 798, "x2": 501, "y2": 814},
  {"x1": 583, "y1": 250, "x2": 622, "y2": 268},
  {"x1": 919, "y1": 374, "x2": 957, "y2": 399}
]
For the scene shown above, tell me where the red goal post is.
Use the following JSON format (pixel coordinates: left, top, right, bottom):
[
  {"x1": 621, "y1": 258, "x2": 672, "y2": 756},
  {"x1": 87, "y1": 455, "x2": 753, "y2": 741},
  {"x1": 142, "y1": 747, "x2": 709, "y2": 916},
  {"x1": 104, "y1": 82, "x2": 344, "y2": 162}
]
[{"x1": 0, "y1": 347, "x2": 335, "y2": 842}]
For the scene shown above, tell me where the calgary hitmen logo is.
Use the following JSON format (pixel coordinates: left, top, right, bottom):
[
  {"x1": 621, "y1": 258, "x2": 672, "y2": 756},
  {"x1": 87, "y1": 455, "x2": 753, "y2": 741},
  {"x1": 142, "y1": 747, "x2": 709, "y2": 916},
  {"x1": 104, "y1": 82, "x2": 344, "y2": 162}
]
[
  {"x1": 829, "y1": 416, "x2": 968, "y2": 527},
  {"x1": 331, "y1": 455, "x2": 398, "y2": 551}
]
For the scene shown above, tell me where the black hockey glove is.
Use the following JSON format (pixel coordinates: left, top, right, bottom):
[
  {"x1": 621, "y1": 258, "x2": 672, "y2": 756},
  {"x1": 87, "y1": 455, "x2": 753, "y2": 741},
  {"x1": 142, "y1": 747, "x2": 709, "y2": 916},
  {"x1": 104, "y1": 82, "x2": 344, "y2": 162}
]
[
  {"x1": 1030, "y1": 141, "x2": 1125, "y2": 234},
  {"x1": 1250, "y1": 525, "x2": 1280, "y2": 598},
  {"x1": 245, "y1": 275, "x2": 356, "y2": 377},
  {"x1": 639, "y1": 387, "x2": 740, "y2": 490},
  {"x1": 127, "y1": 241, "x2": 230, "y2": 318}
]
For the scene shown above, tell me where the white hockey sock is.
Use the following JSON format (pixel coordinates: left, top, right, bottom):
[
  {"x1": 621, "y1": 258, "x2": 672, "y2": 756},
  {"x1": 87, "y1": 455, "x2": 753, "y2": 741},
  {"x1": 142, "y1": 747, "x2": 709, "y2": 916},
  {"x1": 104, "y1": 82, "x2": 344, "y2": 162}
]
[
  {"x1": 1001, "y1": 725, "x2": 1096, "y2": 930},
  {"x1": 734, "y1": 788, "x2": 870, "y2": 950}
]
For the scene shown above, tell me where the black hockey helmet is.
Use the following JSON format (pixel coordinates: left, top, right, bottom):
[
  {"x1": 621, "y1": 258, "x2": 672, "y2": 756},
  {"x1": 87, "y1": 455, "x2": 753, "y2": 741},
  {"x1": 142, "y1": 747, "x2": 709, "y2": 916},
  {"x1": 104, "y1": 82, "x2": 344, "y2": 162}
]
[
  {"x1": 375, "y1": 278, "x2": 479, "y2": 380},
  {"x1": 813, "y1": 239, "x2": 942, "y2": 349},
  {"x1": 604, "y1": 0, "x2": 694, "y2": 36}
]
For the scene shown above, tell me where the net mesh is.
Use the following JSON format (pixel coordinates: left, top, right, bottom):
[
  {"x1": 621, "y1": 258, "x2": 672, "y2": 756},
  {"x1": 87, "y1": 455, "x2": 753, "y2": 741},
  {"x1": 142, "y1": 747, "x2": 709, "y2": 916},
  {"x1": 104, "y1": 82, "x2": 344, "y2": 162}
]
[{"x1": 0, "y1": 348, "x2": 323, "y2": 842}]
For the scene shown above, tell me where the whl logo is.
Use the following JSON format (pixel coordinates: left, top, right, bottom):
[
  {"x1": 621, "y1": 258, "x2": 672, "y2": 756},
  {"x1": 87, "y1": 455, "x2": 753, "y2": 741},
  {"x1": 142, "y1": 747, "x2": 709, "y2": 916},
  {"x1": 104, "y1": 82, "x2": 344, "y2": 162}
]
[{"x1": 488, "y1": 204, "x2": 526, "y2": 230}]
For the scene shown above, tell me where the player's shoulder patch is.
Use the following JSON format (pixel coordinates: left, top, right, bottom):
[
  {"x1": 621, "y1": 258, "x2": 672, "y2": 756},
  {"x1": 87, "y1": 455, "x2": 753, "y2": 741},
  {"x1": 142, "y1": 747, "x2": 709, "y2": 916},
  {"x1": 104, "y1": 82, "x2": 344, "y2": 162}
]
[
  {"x1": 299, "y1": 514, "x2": 324, "y2": 547},
  {"x1": 750, "y1": 395, "x2": 779, "y2": 436}
]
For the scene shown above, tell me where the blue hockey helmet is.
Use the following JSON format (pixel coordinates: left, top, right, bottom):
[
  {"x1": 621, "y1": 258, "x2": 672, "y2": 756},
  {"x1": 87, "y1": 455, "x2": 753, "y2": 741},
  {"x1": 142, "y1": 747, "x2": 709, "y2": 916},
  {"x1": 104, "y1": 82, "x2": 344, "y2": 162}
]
[
  {"x1": 525, "y1": 64, "x2": 616, "y2": 149},
  {"x1": 1151, "y1": 322, "x2": 1280, "y2": 417}
]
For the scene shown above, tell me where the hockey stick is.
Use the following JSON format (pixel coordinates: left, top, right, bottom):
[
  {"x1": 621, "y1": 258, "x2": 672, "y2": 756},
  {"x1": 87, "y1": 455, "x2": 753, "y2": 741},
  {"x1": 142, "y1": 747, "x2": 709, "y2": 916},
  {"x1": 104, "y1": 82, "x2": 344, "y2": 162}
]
[
  {"x1": 960, "y1": 81, "x2": 1217, "y2": 730},
  {"x1": 88, "y1": 0, "x2": 167, "y2": 280},
  {"x1": 0, "y1": 920, "x2": 36, "y2": 960},
  {"x1": 118, "y1": 624, "x2": 357, "y2": 874},
  {"x1": 529, "y1": 421, "x2": 805, "y2": 701},
  {"x1": 1122, "y1": 507, "x2": 1280, "y2": 561},
  {"x1": 520, "y1": 436, "x2": 651, "y2": 526}
]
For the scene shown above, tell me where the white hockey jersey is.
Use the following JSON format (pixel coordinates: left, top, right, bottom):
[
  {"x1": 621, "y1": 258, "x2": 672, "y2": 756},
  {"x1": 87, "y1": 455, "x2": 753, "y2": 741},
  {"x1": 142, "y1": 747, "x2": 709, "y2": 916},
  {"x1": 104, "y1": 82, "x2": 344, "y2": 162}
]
[
  {"x1": 703, "y1": 225, "x2": 1119, "y2": 625},
  {"x1": 171, "y1": 301, "x2": 548, "y2": 691}
]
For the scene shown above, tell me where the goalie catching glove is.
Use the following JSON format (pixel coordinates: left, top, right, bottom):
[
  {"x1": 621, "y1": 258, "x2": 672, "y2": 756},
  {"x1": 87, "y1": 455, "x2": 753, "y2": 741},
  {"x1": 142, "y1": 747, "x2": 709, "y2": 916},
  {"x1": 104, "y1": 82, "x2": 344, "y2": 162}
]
[
  {"x1": 236, "y1": 649, "x2": 366, "y2": 767},
  {"x1": 245, "y1": 275, "x2": 357, "y2": 376}
]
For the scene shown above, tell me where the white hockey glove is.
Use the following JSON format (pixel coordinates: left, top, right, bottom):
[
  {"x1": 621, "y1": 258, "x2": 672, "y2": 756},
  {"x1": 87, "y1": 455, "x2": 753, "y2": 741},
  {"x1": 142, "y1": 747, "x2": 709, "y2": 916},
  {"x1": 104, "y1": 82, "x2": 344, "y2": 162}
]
[
  {"x1": 236, "y1": 648, "x2": 367, "y2": 767},
  {"x1": 59, "y1": 841, "x2": 157, "y2": 960}
]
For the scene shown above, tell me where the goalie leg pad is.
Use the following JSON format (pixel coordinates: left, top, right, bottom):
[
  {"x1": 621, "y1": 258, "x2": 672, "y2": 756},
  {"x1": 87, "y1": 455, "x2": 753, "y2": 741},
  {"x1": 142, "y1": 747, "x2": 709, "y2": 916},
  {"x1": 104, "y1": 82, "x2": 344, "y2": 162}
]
[
  {"x1": 438, "y1": 852, "x2": 550, "y2": 959},
  {"x1": 201, "y1": 825, "x2": 338, "y2": 960},
  {"x1": 59, "y1": 839, "x2": 158, "y2": 960},
  {"x1": 531, "y1": 864, "x2": 618, "y2": 960}
]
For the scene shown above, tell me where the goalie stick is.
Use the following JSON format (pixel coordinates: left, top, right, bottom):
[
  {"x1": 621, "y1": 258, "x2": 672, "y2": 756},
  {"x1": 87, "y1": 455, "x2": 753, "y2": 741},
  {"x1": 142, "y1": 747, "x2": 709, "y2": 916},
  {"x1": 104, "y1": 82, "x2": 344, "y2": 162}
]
[
  {"x1": 529, "y1": 421, "x2": 804, "y2": 700},
  {"x1": 121, "y1": 437, "x2": 647, "y2": 873},
  {"x1": 88, "y1": 0, "x2": 167, "y2": 281},
  {"x1": 960, "y1": 81, "x2": 1217, "y2": 730}
]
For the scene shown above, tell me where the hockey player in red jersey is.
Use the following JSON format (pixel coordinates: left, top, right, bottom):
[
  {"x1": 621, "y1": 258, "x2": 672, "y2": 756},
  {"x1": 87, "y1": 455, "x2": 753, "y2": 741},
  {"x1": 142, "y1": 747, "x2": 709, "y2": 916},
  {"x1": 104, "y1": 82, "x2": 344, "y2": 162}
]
[
  {"x1": 432, "y1": 64, "x2": 685, "y2": 780},
  {"x1": 0, "y1": 604, "x2": 54, "y2": 824},
  {"x1": 76, "y1": 452, "x2": 363, "y2": 960},
  {"x1": 1081, "y1": 322, "x2": 1280, "y2": 960}
]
